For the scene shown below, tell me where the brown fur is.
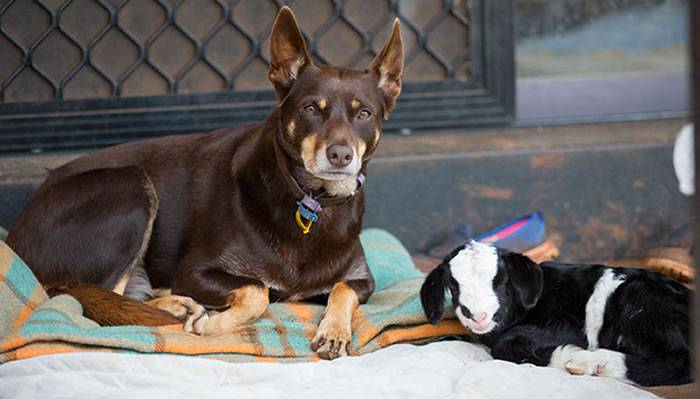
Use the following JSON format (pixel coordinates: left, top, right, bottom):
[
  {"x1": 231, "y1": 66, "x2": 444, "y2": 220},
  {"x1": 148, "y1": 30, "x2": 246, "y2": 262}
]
[
  {"x1": 49, "y1": 283, "x2": 181, "y2": 326},
  {"x1": 6, "y1": 6, "x2": 403, "y2": 360}
]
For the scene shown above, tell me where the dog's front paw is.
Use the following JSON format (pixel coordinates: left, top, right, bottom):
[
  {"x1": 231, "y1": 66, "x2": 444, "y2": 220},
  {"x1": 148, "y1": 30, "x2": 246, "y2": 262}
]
[
  {"x1": 146, "y1": 295, "x2": 208, "y2": 331},
  {"x1": 311, "y1": 318, "x2": 352, "y2": 360},
  {"x1": 185, "y1": 309, "x2": 211, "y2": 334}
]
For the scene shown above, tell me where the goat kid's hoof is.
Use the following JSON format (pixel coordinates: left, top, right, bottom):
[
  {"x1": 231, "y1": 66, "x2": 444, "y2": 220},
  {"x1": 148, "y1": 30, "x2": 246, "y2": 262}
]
[
  {"x1": 311, "y1": 322, "x2": 351, "y2": 360},
  {"x1": 564, "y1": 349, "x2": 627, "y2": 380}
]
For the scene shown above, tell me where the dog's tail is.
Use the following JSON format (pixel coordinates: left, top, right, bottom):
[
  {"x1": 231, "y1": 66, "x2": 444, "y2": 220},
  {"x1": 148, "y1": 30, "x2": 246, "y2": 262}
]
[{"x1": 48, "y1": 282, "x2": 181, "y2": 327}]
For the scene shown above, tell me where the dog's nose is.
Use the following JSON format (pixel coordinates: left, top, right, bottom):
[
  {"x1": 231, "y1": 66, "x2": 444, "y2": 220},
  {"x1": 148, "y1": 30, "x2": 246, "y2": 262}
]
[
  {"x1": 472, "y1": 312, "x2": 488, "y2": 323},
  {"x1": 326, "y1": 144, "x2": 354, "y2": 168}
]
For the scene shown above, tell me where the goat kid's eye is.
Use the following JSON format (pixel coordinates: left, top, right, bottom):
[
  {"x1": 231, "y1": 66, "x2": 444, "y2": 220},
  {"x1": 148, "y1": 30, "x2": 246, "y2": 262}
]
[
  {"x1": 460, "y1": 305, "x2": 472, "y2": 319},
  {"x1": 356, "y1": 109, "x2": 372, "y2": 120}
]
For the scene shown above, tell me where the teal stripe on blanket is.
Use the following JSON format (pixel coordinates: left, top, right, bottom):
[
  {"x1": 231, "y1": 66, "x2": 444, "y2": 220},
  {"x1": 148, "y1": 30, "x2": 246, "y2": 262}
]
[
  {"x1": 361, "y1": 228, "x2": 422, "y2": 291},
  {"x1": 7, "y1": 257, "x2": 38, "y2": 302}
]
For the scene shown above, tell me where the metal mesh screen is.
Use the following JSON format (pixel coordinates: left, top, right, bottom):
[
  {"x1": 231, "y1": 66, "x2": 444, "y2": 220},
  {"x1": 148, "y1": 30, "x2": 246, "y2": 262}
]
[
  {"x1": 0, "y1": 0, "x2": 512, "y2": 152},
  {"x1": 0, "y1": 0, "x2": 471, "y2": 103}
]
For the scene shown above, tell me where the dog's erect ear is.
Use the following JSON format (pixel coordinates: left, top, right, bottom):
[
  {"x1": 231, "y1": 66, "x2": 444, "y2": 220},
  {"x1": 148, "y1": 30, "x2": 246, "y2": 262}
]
[
  {"x1": 504, "y1": 252, "x2": 543, "y2": 311},
  {"x1": 368, "y1": 19, "x2": 404, "y2": 116},
  {"x1": 420, "y1": 262, "x2": 449, "y2": 324},
  {"x1": 268, "y1": 6, "x2": 312, "y2": 100}
]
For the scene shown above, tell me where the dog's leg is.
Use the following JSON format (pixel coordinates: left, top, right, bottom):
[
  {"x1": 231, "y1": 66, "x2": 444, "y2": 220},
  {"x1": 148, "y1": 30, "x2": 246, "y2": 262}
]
[
  {"x1": 122, "y1": 263, "x2": 154, "y2": 301},
  {"x1": 311, "y1": 282, "x2": 359, "y2": 360},
  {"x1": 145, "y1": 295, "x2": 208, "y2": 328},
  {"x1": 188, "y1": 285, "x2": 269, "y2": 335},
  {"x1": 170, "y1": 267, "x2": 270, "y2": 335}
]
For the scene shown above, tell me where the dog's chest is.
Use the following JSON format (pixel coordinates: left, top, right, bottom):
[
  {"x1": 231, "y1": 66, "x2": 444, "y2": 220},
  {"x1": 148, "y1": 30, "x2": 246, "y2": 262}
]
[{"x1": 218, "y1": 237, "x2": 353, "y2": 300}]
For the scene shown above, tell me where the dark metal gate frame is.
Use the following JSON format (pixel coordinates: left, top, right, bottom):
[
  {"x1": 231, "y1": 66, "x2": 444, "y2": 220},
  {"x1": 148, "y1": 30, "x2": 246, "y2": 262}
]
[{"x1": 0, "y1": 0, "x2": 513, "y2": 153}]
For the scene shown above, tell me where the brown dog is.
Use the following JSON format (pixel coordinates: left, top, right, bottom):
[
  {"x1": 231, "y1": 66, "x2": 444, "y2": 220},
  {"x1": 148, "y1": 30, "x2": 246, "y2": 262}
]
[{"x1": 6, "y1": 7, "x2": 403, "y2": 360}]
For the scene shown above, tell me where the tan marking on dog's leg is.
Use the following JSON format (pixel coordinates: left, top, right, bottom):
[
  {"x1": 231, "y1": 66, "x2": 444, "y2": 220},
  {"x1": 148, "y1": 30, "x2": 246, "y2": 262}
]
[
  {"x1": 351, "y1": 99, "x2": 360, "y2": 109},
  {"x1": 112, "y1": 173, "x2": 159, "y2": 296},
  {"x1": 152, "y1": 288, "x2": 172, "y2": 298},
  {"x1": 146, "y1": 295, "x2": 208, "y2": 329},
  {"x1": 191, "y1": 285, "x2": 269, "y2": 336},
  {"x1": 317, "y1": 98, "x2": 327, "y2": 110},
  {"x1": 311, "y1": 282, "x2": 359, "y2": 360},
  {"x1": 300, "y1": 133, "x2": 318, "y2": 171}
]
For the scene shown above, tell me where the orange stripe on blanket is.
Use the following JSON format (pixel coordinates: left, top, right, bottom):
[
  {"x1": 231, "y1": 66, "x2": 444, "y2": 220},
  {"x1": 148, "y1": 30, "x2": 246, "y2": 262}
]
[
  {"x1": 255, "y1": 356, "x2": 281, "y2": 363},
  {"x1": 160, "y1": 340, "x2": 264, "y2": 356},
  {"x1": 0, "y1": 244, "x2": 16, "y2": 275},
  {"x1": 1, "y1": 335, "x2": 25, "y2": 351},
  {"x1": 376, "y1": 320, "x2": 469, "y2": 347},
  {"x1": 286, "y1": 303, "x2": 317, "y2": 341},
  {"x1": 352, "y1": 307, "x2": 379, "y2": 346},
  {"x1": 285, "y1": 303, "x2": 315, "y2": 322},
  {"x1": 12, "y1": 287, "x2": 50, "y2": 328},
  {"x1": 7, "y1": 344, "x2": 114, "y2": 360},
  {"x1": 12, "y1": 304, "x2": 34, "y2": 327},
  {"x1": 271, "y1": 315, "x2": 296, "y2": 357}
]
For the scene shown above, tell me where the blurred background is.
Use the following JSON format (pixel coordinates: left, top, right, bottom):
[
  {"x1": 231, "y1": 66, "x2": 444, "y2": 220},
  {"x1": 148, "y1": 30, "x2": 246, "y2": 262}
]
[{"x1": 0, "y1": 0, "x2": 693, "y2": 265}]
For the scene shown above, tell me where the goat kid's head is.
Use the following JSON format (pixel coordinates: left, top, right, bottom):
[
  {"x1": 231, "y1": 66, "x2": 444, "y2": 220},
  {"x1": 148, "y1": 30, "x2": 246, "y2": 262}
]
[{"x1": 420, "y1": 241, "x2": 543, "y2": 335}]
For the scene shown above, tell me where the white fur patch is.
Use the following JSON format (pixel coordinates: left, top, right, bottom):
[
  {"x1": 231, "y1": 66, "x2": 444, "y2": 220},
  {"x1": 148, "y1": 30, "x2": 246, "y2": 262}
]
[
  {"x1": 324, "y1": 176, "x2": 359, "y2": 197},
  {"x1": 549, "y1": 344, "x2": 585, "y2": 369},
  {"x1": 286, "y1": 120, "x2": 296, "y2": 137},
  {"x1": 449, "y1": 241, "x2": 500, "y2": 333},
  {"x1": 550, "y1": 345, "x2": 628, "y2": 381},
  {"x1": 303, "y1": 142, "x2": 362, "y2": 198},
  {"x1": 585, "y1": 269, "x2": 625, "y2": 350},
  {"x1": 288, "y1": 56, "x2": 304, "y2": 81}
]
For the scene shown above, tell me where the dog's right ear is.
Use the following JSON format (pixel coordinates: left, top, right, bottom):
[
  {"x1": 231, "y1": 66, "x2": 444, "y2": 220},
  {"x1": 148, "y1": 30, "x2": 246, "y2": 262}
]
[
  {"x1": 268, "y1": 6, "x2": 312, "y2": 100},
  {"x1": 368, "y1": 19, "x2": 404, "y2": 116},
  {"x1": 420, "y1": 262, "x2": 449, "y2": 324}
]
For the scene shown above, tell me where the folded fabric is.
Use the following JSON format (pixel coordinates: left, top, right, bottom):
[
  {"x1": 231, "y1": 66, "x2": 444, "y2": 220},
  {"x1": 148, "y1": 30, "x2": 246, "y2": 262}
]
[
  {"x1": 475, "y1": 210, "x2": 546, "y2": 254},
  {"x1": 0, "y1": 228, "x2": 465, "y2": 364},
  {"x1": 428, "y1": 211, "x2": 547, "y2": 259}
]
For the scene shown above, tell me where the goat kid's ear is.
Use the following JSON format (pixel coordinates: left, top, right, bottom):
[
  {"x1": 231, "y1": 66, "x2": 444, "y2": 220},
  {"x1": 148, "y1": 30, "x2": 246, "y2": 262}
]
[
  {"x1": 368, "y1": 19, "x2": 404, "y2": 117},
  {"x1": 268, "y1": 6, "x2": 312, "y2": 100},
  {"x1": 420, "y1": 262, "x2": 449, "y2": 324},
  {"x1": 505, "y1": 253, "x2": 543, "y2": 311}
]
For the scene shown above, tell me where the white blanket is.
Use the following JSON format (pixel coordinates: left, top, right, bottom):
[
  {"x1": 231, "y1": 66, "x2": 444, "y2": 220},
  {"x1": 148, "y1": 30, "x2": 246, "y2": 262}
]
[{"x1": 0, "y1": 341, "x2": 655, "y2": 399}]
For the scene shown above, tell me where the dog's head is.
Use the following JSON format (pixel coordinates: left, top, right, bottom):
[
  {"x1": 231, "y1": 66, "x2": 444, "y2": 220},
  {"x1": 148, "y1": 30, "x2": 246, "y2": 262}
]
[
  {"x1": 420, "y1": 241, "x2": 544, "y2": 335},
  {"x1": 268, "y1": 7, "x2": 403, "y2": 196}
]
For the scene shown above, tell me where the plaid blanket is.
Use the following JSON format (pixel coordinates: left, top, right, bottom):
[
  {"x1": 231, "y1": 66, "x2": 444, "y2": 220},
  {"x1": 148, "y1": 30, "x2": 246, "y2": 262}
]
[{"x1": 0, "y1": 228, "x2": 464, "y2": 363}]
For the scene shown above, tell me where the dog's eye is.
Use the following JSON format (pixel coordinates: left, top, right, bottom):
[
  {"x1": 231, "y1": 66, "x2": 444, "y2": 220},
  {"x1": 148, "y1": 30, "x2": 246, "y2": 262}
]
[
  {"x1": 303, "y1": 104, "x2": 318, "y2": 114},
  {"x1": 356, "y1": 109, "x2": 372, "y2": 120}
]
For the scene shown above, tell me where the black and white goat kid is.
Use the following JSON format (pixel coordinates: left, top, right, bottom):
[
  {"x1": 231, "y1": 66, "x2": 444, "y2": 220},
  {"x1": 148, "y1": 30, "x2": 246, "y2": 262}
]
[{"x1": 420, "y1": 241, "x2": 691, "y2": 386}]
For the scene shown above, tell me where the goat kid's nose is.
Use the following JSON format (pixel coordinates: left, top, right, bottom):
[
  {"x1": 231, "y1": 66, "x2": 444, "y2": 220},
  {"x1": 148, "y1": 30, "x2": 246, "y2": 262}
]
[
  {"x1": 326, "y1": 144, "x2": 354, "y2": 168},
  {"x1": 472, "y1": 312, "x2": 488, "y2": 323}
]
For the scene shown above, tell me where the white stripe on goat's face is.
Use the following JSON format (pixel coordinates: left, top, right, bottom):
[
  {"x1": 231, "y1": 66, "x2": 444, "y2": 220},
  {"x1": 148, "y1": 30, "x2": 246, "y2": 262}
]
[{"x1": 449, "y1": 241, "x2": 500, "y2": 334}]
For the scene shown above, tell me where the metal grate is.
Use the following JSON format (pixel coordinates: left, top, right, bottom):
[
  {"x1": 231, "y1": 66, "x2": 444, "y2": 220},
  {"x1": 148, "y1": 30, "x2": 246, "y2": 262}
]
[{"x1": 0, "y1": 0, "x2": 513, "y2": 152}]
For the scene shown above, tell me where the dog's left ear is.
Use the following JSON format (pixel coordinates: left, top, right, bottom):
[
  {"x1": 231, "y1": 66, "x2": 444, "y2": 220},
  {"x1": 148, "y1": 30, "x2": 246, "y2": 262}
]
[
  {"x1": 420, "y1": 262, "x2": 449, "y2": 324},
  {"x1": 268, "y1": 6, "x2": 312, "y2": 100},
  {"x1": 504, "y1": 252, "x2": 543, "y2": 311},
  {"x1": 368, "y1": 19, "x2": 404, "y2": 117}
]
